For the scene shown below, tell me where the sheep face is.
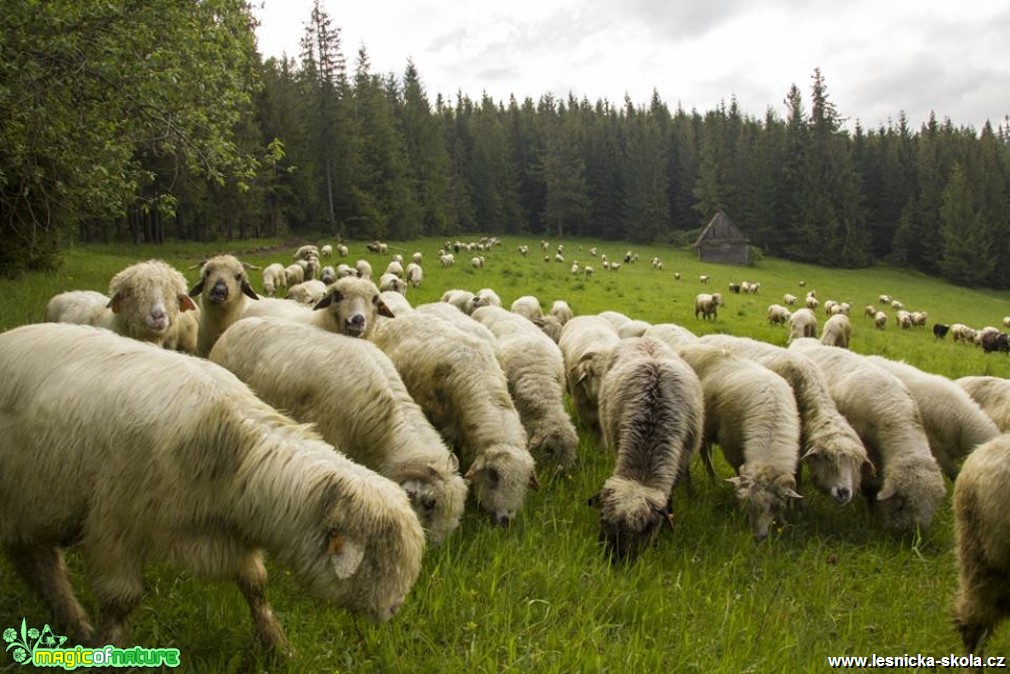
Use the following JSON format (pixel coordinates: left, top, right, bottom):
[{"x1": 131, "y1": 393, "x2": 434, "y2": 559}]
[
  {"x1": 803, "y1": 446, "x2": 864, "y2": 505},
  {"x1": 872, "y1": 464, "x2": 946, "y2": 531},
  {"x1": 108, "y1": 260, "x2": 196, "y2": 342},
  {"x1": 189, "y1": 256, "x2": 259, "y2": 307},
  {"x1": 591, "y1": 477, "x2": 672, "y2": 563},
  {"x1": 464, "y1": 445, "x2": 537, "y2": 527},
  {"x1": 400, "y1": 461, "x2": 468, "y2": 546},
  {"x1": 727, "y1": 469, "x2": 802, "y2": 541},
  {"x1": 313, "y1": 277, "x2": 393, "y2": 338}
]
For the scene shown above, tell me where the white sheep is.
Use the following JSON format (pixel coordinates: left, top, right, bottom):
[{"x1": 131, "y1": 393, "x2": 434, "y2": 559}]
[
  {"x1": 439, "y1": 253, "x2": 455, "y2": 267},
  {"x1": 784, "y1": 293, "x2": 798, "y2": 306},
  {"x1": 355, "y1": 259, "x2": 373, "y2": 280},
  {"x1": 405, "y1": 262, "x2": 423, "y2": 288},
  {"x1": 788, "y1": 308, "x2": 818, "y2": 342},
  {"x1": 378, "y1": 290, "x2": 413, "y2": 317},
  {"x1": 337, "y1": 244, "x2": 349, "y2": 257},
  {"x1": 261, "y1": 263, "x2": 287, "y2": 297},
  {"x1": 321, "y1": 244, "x2": 333, "y2": 258},
  {"x1": 642, "y1": 323, "x2": 699, "y2": 349},
  {"x1": 789, "y1": 338, "x2": 946, "y2": 531},
  {"x1": 956, "y1": 376, "x2": 1010, "y2": 432},
  {"x1": 531, "y1": 314, "x2": 564, "y2": 343},
  {"x1": 820, "y1": 313, "x2": 852, "y2": 348},
  {"x1": 592, "y1": 337, "x2": 704, "y2": 561},
  {"x1": 472, "y1": 256, "x2": 485, "y2": 269},
  {"x1": 210, "y1": 317, "x2": 467, "y2": 545},
  {"x1": 414, "y1": 302, "x2": 498, "y2": 347},
  {"x1": 371, "y1": 312, "x2": 537, "y2": 526},
  {"x1": 699, "y1": 334, "x2": 868, "y2": 505},
  {"x1": 1003, "y1": 316, "x2": 1010, "y2": 329},
  {"x1": 873, "y1": 311, "x2": 888, "y2": 330},
  {"x1": 0, "y1": 323, "x2": 424, "y2": 652},
  {"x1": 411, "y1": 252, "x2": 422, "y2": 264},
  {"x1": 441, "y1": 288, "x2": 478, "y2": 314},
  {"x1": 379, "y1": 273, "x2": 407, "y2": 295},
  {"x1": 767, "y1": 304, "x2": 791, "y2": 326},
  {"x1": 699, "y1": 274, "x2": 709, "y2": 284},
  {"x1": 286, "y1": 279, "x2": 329, "y2": 305},
  {"x1": 867, "y1": 356, "x2": 999, "y2": 480},
  {"x1": 676, "y1": 343, "x2": 802, "y2": 540},
  {"x1": 558, "y1": 315, "x2": 621, "y2": 433},
  {"x1": 187, "y1": 254, "x2": 261, "y2": 356},
  {"x1": 550, "y1": 300, "x2": 574, "y2": 326},
  {"x1": 474, "y1": 287, "x2": 503, "y2": 309},
  {"x1": 385, "y1": 260, "x2": 404, "y2": 278},
  {"x1": 293, "y1": 244, "x2": 320, "y2": 261},
  {"x1": 320, "y1": 265, "x2": 336, "y2": 284},
  {"x1": 284, "y1": 263, "x2": 305, "y2": 286},
  {"x1": 472, "y1": 305, "x2": 580, "y2": 472},
  {"x1": 694, "y1": 293, "x2": 721, "y2": 320},
  {"x1": 511, "y1": 295, "x2": 543, "y2": 321},
  {"x1": 584, "y1": 265, "x2": 594, "y2": 277},
  {"x1": 335, "y1": 263, "x2": 356, "y2": 279},
  {"x1": 100, "y1": 259, "x2": 198, "y2": 349},
  {"x1": 952, "y1": 435, "x2": 1010, "y2": 653},
  {"x1": 44, "y1": 290, "x2": 111, "y2": 325},
  {"x1": 617, "y1": 319, "x2": 652, "y2": 339},
  {"x1": 896, "y1": 309, "x2": 913, "y2": 329}
]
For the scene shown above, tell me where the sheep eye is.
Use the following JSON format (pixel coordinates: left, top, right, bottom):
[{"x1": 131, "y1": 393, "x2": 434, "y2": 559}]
[{"x1": 422, "y1": 498, "x2": 436, "y2": 512}]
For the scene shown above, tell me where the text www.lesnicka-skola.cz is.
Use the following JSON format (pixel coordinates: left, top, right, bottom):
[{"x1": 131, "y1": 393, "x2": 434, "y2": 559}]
[{"x1": 828, "y1": 653, "x2": 1006, "y2": 669}]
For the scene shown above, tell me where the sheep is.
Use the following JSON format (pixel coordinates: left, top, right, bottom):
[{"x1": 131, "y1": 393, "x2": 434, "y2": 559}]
[
  {"x1": 981, "y1": 331, "x2": 1010, "y2": 354},
  {"x1": 320, "y1": 265, "x2": 337, "y2": 285},
  {"x1": 287, "y1": 280, "x2": 329, "y2": 305},
  {"x1": 187, "y1": 254, "x2": 261, "y2": 356},
  {"x1": 531, "y1": 314, "x2": 564, "y2": 344},
  {"x1": 592, "y1": 337, "x2": 704, "y2": 561},
  {"x1": 784, "y1": 293, "x2": 798, "y2": 306},
  {"x1": 584, "y1": 265, "x2": 594, "y2": 277},
  {"x1": 511, "y1": 295, "x2": 543, "y2": 321},
  {"x1": 788, "y1": 308, "x2": 818, "y2": 342},
  {"x1": 472, "y1": 305, "x2": 580, "y2": 472},
  {"x1": 415, "y1": 302, "x2": 497, "y2": 347},
  {"x1": 805, "y1": 295, "x2": 819, "y2": 311},
  {"x1": 789, "y1": 338, "x2": 946, "y2": 531},
  {"x1": 440, "y1": 253, "x2": 455, "y2": 267},
  {"x1": 549, "y1": 299, "x2": 574, "y2": 326},
  {"x1": 558, "y1": 315, "x2": 621, "y2": 433},
  {"x1": 950, "y1": 323, "x2": 974, "y2": 343},
  {"x1": 100, "y1": 259, "x2": 198, "y2": 349},
  {"x1": 293, "y1": 244, "x2": 320, "y2": 261},
  {"x1": 676, "y1": 343, "x2": 802, "y2": 540},
  {"x1": 379, "y1": 290, "x2": 413, "y2": 317},
  {"x1": 335, "y1": 263, "x2": 356, "y2": 279},
  {"x1": 517, "y1": 244, "x2": 529, "y2": 256},
  {"x1": 366, "y1": 241, "x2": 387, "y2": 254},
  {"x1": 617, "y1": 319, "x2": 652, "y2": 339},
  {"x1": 866, "y1": 356, "x2": 999, "y2": 480},
  {"x1": 337, "y1": 244, "x2": 349, "y2": 257},
  {"x1": 44, "y1": 290, "x2": 112, "y2": 325},
  {"x1": 728, "y1": 282, "x2": 742, "y2": 294},
  {"x1": 385, "y1": 260, "x2": 404, "y2": 278},
  {"x1": 474, "y1": 287, "x2": 502, "y2": 309},
  {"x1": 891, "y1": 299, "x2": 904, "y2": 311},
  {"x1": 210, "y1": 317, "x2": 467, "y2": 546},
  {"x1": 873, "y1": 311, "x2": 888, "y2": 330},
  {"x1": 598, "y1": 310, "x2": 632, "y2": 332},
  {"x1": 642, "y1": 323, "x2": 699, "y2": 349},
  {"x1": 261, "y1": 263, "x2": 287, "y2": 297},
  {"x1": 554, "y1": 253, "x2": 564, "y2": 263},
  {"x1": 878, "y1": 294, "x2": 891, "y2": 304},
  {"x1": 1004, "y1": 316, "x2": 1010, "y2": 329},
  {"x1": 609, "y1": 262, "x2": 622, "y2": 272},
  {"x1": 472, "y1": 256, "x2": 486, "y2": 269},
  {"x1": 694, "y1": 293, "x2": 720, "y2": 320},
  {"x1": 767, "y1": 304, "x2": 791, "y2": 326},
  {"x1": 392, "y1": 254, "x2": 404, "y2": 265},
  {"x1": 933, "y1": 323, "x2": 950, "y2": 340},
  {"x1": 699, "y1": 274, "x2": 709, "y2": 284},
  {"x1": 284, "y1": 263, "x2": 305, "y2": 286},
  {"x1": 864, "y1": 304, "x2": 877, "y2": 318},
  {"x1": 699, "y1": 334, "x2": 868, "y2": 505},
  {"x1": 674, "y1": 272, "x2": 681, "y2": 280},
  {"x1": 0, "y1": 323, "x2": 425, "y2": 652},
  {"x1": 956, "y1": 376, "x2": 1010, "y2": 432},
  {"x1": 379, "y1": 273, "x2": 407, "y2": 295},
  {"x1": 823, "y1": 300, "x2": 838, "y2": 315},
  {"x1": 371, "y1": 312, "x2": 537, "y2": 526},
  {"x1": 405, "y1": 262, "x2": 423, "y2": 288},
  {"x1": 820, "y1": 313, "x2": 852, "y2": 348},
  {"x1": 952, "y1": 435, "x2": 1010, "y2": 653},
  {"x1": 896, "y1": 310, "x2": 913, "y2": 329},
  {"x1": 570, "y1": 262, "x2": 580, "y2": 275},
  {"x1": 321, "y1": 244, "x2": 333, "y2": 258},
  {"x1": 355, "y1": 259, "x2": 373, "y2": 280},
  {"x1": 911, "y1": 311, "x2": 928, "y2": 327},
  {"x1": 442, "y1": 289, "x2": 478, "y2": 314}
]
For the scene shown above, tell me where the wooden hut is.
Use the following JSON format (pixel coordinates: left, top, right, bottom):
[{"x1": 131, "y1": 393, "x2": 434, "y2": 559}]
[{"x1": 693, "y1": 212, "x2": 751, "y2": 265}]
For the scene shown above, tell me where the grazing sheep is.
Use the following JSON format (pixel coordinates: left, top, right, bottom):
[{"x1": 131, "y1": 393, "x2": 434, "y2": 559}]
[
  {"x1": 694, "y1": 293, "x2": 721, "y2": 320},
  {"x1": 337, "y1": 244, "x2": 349, "y2": 257},
  {"x1": 642, "y1": 323, "x2": 699, "y2": 349},
  {"x1": 371, "y1": 312, "x2": 537, "y2": 526},
  {"x1": 950, "y1": 323, "x2": 974, "y2": 343},
  {"x1": 617, "y1": 319, "x2": 652, "y2": 339},
  {"x1": 379, "y1": 273, "x2": 407, "y2": 295},
  {"x1": 320, "y1": 244, "x2": 333, "y2": 258},
  {"x1": 911, "y1": 311, "x2": 928, "y2": 327},
  {"x1": 554, "y1": 253, "x2": 564, "y2": 263},
  {"x1": 472, "y1": 256, "x2": 486, "y2": 269},
  {"x1": 981, "y1": 331, "x2": 1010, "y2": 354},
  {"x1": 609, "y1": 263, "x2": 622, "y2": 272},
  {"x1": 1004, "y1": 316, "x2": 1010, "y2": 329},
  {"x1": 790, "y1": 338, "x2": 946, "y2": 531},
  {"x1": 952, "y1": 435, "x2": 1010, "y2": 653},
  {"x1": 598, "y1": 311, "x2": 632, "y2": 332},
  {"x1": 784, "y1": 293, "x2": 798, "y2": 306},
  {"x1": 405, "y1": 262, "x2": 423, "y2": 288},
  {"x1": 676, "y1": 343, "x2": 802, "y2": 540},
  {"x1": 699, "y1": 275, "x2": 709, "y2": 284},
  {"x1": 44, "y1": 290, "x2": 112, "y2": 325},
  {"x1": 805, "y1": 295, "x2": 819, "y2": 311},
  {"x1": 378, "y1": 290, "x2": 413, "y2": 317},
  {"x1": 366, "y1": 241, "x2": 388, "y2": 254},
  {"x1": 558, "y1": 316, "x2": 621, "y2": 433},
  {"x1": 699, "y1": 334, "x2": 868, "y2": 505},
  {"x1": 472, "y1": 305, "x2": 579, "y2": 472},
  {"x1": 933, "y1": 323, "x2": 950, "y2": 339},
  {"x1": 335, "y1": 263, "x2": 356, "y2": 279},
  {"x1": 788, "y1": 308, "x2": 818, "y2": 342},
  {"x1": 592, "y1": 337, "x2": 704, "y2": 561},
  {"x1": 956, "y1": 376, "x2": 1010, "y2": 432},
  {"x1": 820, "y1": 313, "x2": 852, "y2": 348},
  {"x1": 878, "y1": 294, "x2": 891, "y2": 304},
  {"x1": 584, "y1": 265, "x2": 594, "y2": 277},
  {"x1": 284, "y1": 263, "x2": 305, "y2": 286},
  {"x1": 511, "y1": 295, "x2": 543, "y2": 321},
  {"x1": 261, "y1": 263, "x2": 288, "y2": 297},
  {"x1": 187, "y1": 254, "x2": 261, "y2": 356},
  {"x1": 864, "y1": 304, "x2": 877, "y2": 318},
  {"x1": 531, "y1": 314, "x2": 564, "y2": 344},
  {"x1": 896, "y1": 310, "x2": 913, "y2": 329},
  {"x1": 0, "y1": 323, "x2": 424, "y2": 652},
  {"x1": 286, "y1": 280, "x2": 328, "y2": 305},
  {"x1": 439, "y1": 253, "x2": 455, "y2": 267},
  {"x1": 867, "y1": 356, "x2": 999, "y2": 480},
  {"x1": 210, "y1": 318, "x2": 467, "y2": 545},
  {"x1": 442, "y1": 289, "x2": 478, "y2": 314},
  {"x1": 550, "y1": 299, "x2": 574, "y2": 326},
  {"x1": 385, "y1": 260, "x2": 404, "y2": 278},
  {"x1": 474, "y1": 287, "x2": 503, "y2": 309},
  {"x1": 891, "y1": 300, "x2": 904, "y2": 311},
  {"x1": 873, "y1": 311, "x2": 888, "y2": 330},
  {"x1": 101, "y1": 259, "x2": 198, "y2": 349},
  {"x1": 355, "y1": 259, "x2": 373, "y2": 280},
  {"x1": 767, "y1": 304, "x2": 791, "y2": 326}
]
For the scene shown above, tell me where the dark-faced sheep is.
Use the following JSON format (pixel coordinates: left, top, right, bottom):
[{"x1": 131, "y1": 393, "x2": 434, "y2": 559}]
[
  {"x1": 0, "y1": 323, "x2": 424, "y2": 653},
  {"x1": 188, "y1": 254, "x2": 260, "y2": 356}
]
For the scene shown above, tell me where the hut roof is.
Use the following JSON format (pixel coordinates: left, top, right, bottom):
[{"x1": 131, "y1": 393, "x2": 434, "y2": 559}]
[{"x1": 693, "y1": 211, "x2": 748, "y2": 248}]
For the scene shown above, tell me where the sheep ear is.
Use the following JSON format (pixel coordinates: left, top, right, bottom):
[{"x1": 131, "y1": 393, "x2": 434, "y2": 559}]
[
  {"x1": 463, "y1": 464, "x2": 481, "y2": 484},
  {"x1": 446, "y1": 453, "x2": 460, "y2": 473},
  {"x1": 327, "y1": 530, "x2": 365, "y2": 580},
  {"x1": 314, "y1": 291, "x2": 340, "y2": 311},
  {"x1": 528, "y1": 472, "x2": 541, "y2": 491},
  {"x1": 587, "y1": 492, "x2": 602, "y2": 508},
  {"x1": 187, "y1": 260, "x2": 206, "y2": 271},
  {"x1": 240, "y1": 280, "x2": 259, "y2": 300},
  {"x1": 876, "y1": 483, "x2": 897, "y2": 501},
  {"x1": 188, "y1": 280, "x2": 204, "y2": 297},
  {"x1": 107, "y1": 293, "x2": 123, "y2": 313},
  {"x1": 528, "y1": 434, "x2": 542, "y2": 451},
  {"x1": 178, "y1": 294, "x2": 197, "y2": 313},
  {"x1": 377, "y1": 299, "x2": 395, "y2": 318}
]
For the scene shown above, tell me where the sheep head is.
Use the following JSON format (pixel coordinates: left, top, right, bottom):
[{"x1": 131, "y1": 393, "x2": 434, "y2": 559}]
[
  {"x1": 313, "y1": 276, "x2": 393, "y2": 338},
  {"x1": 726, "y1": 468, "x2": 802, "y2": 541},
  {"x1": 107, "y1": 259, "x2": 196, "y2": 342},
  {"x1": 463, "y1": 444, "x2": 537, "y2": 527},
  {"x1": 188, "y1": 255, "x2": 259, "y2": 306},
  {"x1": 589, "y1": 477, "x2": 673, "y2": 563}
]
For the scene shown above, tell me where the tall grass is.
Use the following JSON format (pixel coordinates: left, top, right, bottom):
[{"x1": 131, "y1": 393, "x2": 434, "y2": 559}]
[{"x1": 2, "y1": 236, "x2": 1009, "y2": 672}]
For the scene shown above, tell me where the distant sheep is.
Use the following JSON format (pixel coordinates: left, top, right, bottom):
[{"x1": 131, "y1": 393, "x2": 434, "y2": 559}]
[
  {"x1": 559, "y1": 316, "x2": 621, "y2": 433},
  {"x1": 0, "y1": 323, "x2": 424, "y2": 651},
  {"x1": 284, "y1": 263, "x2": 305, "y2": 286},
  {"x1": 261, "y1": 263, "x2": 288, "y2": 297},
  {"x1": 337, "y1": 244, "x2": 349, "y2": 257},
  {"x1": 784, "y1": 293, "x2": 798, "y2": 306},
  {"x1": 321, "y1": 244, "x2": 333, "y2": 258},
  {"x1": 439, "y1": 253, "x2": 455, "y2": 267},
  {"x1": 473, "y1": 305, "x2": 580, "y2": 472},
  {"x1": 511, "y1": 295, "x2": 543, "y2": 321},
  {"x1": 790, "y1": 338, "x2": 946, "y2": 531},
  {"x1": 474, "y1": 288, "x2": 503, "y2": 310},
  {"x1": 592, "y1": 337, "x2": 704, "y2": 561},
  {"x1": 699, "y1": 275, "x2": 709, "y2": 284},
  {"x1": 210, "y1": 317, "x2": 467, "y2": 546},
  {"x1": 442, "y1": 289, "x2": 478, "y2": 314},
  {"x1": 320, "y1": 265, "x2": 336, "y2": 285},
  {"x1": 293, "y1": 244, "x2": 320, "y2": 261},
  {"x1": 873, "y1": 311, "x2": 888, "y2": 330},
  {"x1": 933, "y1": 323, "x2": 950, "y2": 340},
  {"x1": 371, "y1": 312, "x2": 537, "y2": 526},
  {"x1": 355, "y1": 259, "x2": 373, "y2": 280},
  {"x1": 957, "y1": 376, "x2": 1010, "y2": 432},
  {"x1": 700, "y1": 334, "x2": 868, "y2": 506},
  {"x1": 642, "y1": 323, "x2": 699, "y2": 349},
  {"x1": 788, "y1": 308, "x2": 818, "y2": 342},
  {"x1": 286, "y1": 280, "x2": 328, "y2": 305},
  {"x1": 867, "y1": 356, "x2": 999, "y2": 480},
  {"x1": 952, "y1": 435, "x2": 1010, "y2": 653},
  {"x1": 385, "y1": 260, "x2": 405, "y2": 278},
  {"x1": 820, "y1": 314, "x2": 852, "y2": 348},
  {"x1": 405, "y1": 262, "x2": 423, "y2": 288},
  {"x1": 767, "y1": 304, "x2": 791, "y2": 326},
  {"x1": 379, "y1": 273, "x2": 407, "y2": 295},
  {"x1": 694, "y1": 293, "x2": 721, "y2": 321},
  {"x1": 676, "y1": 343, "x2": 802, "y2": 540},
  {"x1": 550, "y1": 300, "x2": 574, "y2": 326}
]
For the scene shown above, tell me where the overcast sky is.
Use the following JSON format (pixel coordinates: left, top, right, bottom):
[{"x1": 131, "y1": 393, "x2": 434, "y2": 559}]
[{"x1": 253, "y1": 0, "x2": 1009, "y2": 132}]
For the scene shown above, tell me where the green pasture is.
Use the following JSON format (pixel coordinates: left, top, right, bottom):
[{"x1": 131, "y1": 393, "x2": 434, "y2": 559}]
[{"x1": 2, "y1": 237, "x2": 1010, "y2": 672}]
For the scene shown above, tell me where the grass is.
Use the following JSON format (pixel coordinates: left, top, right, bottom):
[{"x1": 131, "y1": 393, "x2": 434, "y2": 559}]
[{"x1": 2, "y1": 235, "x2": 1010, "y2": 672}]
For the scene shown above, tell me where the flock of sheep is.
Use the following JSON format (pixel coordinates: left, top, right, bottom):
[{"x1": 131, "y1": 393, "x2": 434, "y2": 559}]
[{"x1": 3, "y1": 237, "x2": 1010, "y2": 658}]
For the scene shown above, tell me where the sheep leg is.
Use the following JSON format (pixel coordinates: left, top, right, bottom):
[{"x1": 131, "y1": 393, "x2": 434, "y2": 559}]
[
  {"x1": 6, "y1": 544, "x2": 94, "y2": 643},
  {"x1": 88, "y1": 560, "x2": 144, "y2": 647},
  {"x1": 235, "y1": 556, "x2": 291, "y2": 655}
]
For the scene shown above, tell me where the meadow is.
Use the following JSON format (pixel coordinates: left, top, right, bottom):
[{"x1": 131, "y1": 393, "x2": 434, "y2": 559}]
[{"x1": 2, "y1": 236, "x2": 1010, "y2": 673}]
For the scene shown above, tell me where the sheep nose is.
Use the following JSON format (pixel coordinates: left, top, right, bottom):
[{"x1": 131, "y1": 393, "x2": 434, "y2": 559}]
[
  {"x1": 150, "y1": 308, "x2": 166, "y2": 321},
  {"x1": 209, "y1": 280, "x2": 229, "y2": 303},
  {"x1": 349, "y1": 315, "x2": 365, "y2": 327},
  {"x1": 491, "y1": 514, "x2": 511, "y2": 528},
  {"x1": 834, "y1": 487, "x2": 852, "y2": 504}
]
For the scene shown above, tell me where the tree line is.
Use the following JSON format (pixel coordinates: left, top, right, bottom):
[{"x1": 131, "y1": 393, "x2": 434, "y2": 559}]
[{"x1": 2, "y1": 1, "x2": 1009, "y2": 288}]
